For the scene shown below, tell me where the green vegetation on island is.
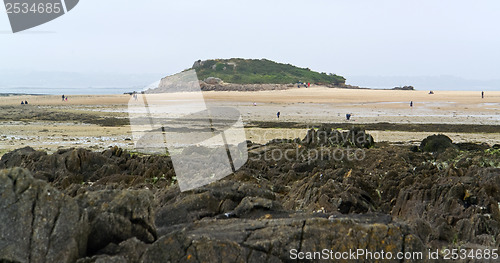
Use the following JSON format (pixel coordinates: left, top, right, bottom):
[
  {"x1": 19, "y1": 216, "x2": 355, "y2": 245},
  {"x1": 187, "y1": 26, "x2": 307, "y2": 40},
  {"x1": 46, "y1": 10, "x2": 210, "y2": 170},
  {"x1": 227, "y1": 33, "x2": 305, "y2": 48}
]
[{"x1": 191, "y1": 58, "x2": 345, "y2": 85}]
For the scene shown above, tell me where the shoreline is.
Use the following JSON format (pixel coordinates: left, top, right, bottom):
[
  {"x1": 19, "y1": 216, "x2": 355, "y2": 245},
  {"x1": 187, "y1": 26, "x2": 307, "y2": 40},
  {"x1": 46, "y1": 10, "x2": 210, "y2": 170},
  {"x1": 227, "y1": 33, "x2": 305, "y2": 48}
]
[
  {"x1": 0, "y1": 89, "x2": 498, "y2": 156},
  {"x1": 1, "y1": 122, "x2": 499, "y2": 158},
  {"x1": 247, "y1": 121, "x2": 500, "y2": 133}
]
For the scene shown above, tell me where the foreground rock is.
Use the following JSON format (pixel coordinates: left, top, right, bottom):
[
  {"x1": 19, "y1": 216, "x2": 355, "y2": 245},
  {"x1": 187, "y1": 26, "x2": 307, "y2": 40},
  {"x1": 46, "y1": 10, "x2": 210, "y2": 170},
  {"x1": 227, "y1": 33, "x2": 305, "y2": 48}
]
[
  {"x1": 0, "y1": 168, "x2": 88, "y2": 263},
  {"x1": 0, "y1": 146, "x2": 174, "y2": 191},
  {"x1": 2, "y1": 129, "x2": 500, "y2": 262},
  {"x1": 142, "y1": 215, "x2": 423, "y2": 263},
  {"x1": 77, "y1": 190, "x2": 157, "y2": 254}
]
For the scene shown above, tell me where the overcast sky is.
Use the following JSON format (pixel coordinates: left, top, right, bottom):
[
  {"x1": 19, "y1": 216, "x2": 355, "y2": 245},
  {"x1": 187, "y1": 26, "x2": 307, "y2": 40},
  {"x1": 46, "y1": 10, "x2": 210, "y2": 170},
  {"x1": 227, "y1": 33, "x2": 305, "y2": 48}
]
[{"x1": 1, "y1": 0, "x2": 500, "y2": 84}]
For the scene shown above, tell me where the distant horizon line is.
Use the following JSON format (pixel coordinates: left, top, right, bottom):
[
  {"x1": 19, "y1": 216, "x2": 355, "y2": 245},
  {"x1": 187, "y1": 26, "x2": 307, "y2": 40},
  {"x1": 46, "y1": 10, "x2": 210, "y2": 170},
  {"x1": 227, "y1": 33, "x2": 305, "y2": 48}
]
[{"x1": 2, "y1": 87, "x2": 499, "y2": 96}]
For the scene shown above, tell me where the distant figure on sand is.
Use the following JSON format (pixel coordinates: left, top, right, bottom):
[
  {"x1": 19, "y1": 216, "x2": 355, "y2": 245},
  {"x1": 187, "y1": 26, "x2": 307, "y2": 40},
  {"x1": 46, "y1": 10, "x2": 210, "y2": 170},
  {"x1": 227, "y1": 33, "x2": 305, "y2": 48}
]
[
  {"x1": 21, "y1": 101, "x2": 24, "y2": 105},
  {"x1": 277, "y1": 111, "x2": 280, "y2": 119},
  {"x1": 346, "y1": 113, "x2": 351, "y2": 120},
  {"x1": 62, "y1": 95, "x2": 65, "y2": 101},
  {"x1": 253, "y1": 102, "x2": 257, "y2": 106},
  {"x1": 65, "y1": 97, "x2": 68, "y2": 101},
  {"x1": 25, "y1": 100, "x2": 28, "y2": 105},
  {"x1": 428, "y1": 90, "x2": 434, "y2": 94},
  {"x1": 482, "y1": 91, "x2": 484, "y2": 98},
  {"x1": 410, "y1": 101, "x2": 413, "y2": 107}
]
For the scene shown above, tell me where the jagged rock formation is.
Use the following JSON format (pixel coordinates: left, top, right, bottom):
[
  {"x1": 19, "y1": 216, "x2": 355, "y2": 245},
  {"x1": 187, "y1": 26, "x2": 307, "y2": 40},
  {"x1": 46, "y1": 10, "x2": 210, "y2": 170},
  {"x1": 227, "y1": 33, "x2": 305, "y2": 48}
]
[
  {"x1": 140, "y1": 215, "x2": 423, "y2": 263},
  {"x1": 0, "y1": 146, "x2": 174, "y2": 191},
  {"x1": 76, "y1": 190, "x2": 157, "y2": 253},
  {"x1": 0, "y1": 168, "x2": 88, "y2": 263},
  {"x1": 199, "y1": 81, "x2": 292, "y2": 92},
  {"x1": 392, "y1": 86, "x2": 415, "y2": 90},
  {"x1": 1, "y1": 131, "x2": 500, "y2": 262}
]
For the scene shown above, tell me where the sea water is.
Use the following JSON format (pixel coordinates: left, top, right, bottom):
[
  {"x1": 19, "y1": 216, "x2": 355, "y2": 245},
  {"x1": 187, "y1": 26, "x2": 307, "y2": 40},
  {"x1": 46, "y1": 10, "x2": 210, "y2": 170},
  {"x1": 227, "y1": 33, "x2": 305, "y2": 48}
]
[{"x1": 0, "y1": 86, "x2": 141, "y2": 95}]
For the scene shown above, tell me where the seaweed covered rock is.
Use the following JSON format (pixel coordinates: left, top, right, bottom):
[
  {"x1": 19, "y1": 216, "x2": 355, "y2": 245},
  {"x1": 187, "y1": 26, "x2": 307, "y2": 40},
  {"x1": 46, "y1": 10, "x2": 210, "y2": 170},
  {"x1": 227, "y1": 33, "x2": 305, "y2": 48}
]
[
  {"x1": 301, "y1": 126, "x2": 374, "y2": 148},
  {"x1": 391, "y1": 167, "x2": 500, "y2": 246},
  {"x1": 420, "y1": 134, "x2": 456, "y2": 152},
  {"x1": 0, "y1": 146, "x2": 174, "y2": 190}
]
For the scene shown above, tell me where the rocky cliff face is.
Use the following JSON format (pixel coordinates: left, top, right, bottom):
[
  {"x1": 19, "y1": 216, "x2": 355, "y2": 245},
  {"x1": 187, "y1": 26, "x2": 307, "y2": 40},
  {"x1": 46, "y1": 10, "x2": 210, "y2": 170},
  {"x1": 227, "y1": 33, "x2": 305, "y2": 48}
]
[
  {"x1": 392, "y1": 86, "x2": 415, "y2": 90},
  {"x1": 199, "y1": 81, "x2": 293, "y2": 92},
  {"x1": 1, "y1": 130, "x2": 500, "y2": 262}
]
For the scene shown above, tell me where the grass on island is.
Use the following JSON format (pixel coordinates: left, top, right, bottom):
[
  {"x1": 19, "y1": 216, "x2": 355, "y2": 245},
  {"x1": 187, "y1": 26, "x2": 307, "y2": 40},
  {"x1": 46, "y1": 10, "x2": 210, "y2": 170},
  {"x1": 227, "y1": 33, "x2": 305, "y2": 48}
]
[{"x1": 191, "y1": 58, "x2": 346, "y2": 85}]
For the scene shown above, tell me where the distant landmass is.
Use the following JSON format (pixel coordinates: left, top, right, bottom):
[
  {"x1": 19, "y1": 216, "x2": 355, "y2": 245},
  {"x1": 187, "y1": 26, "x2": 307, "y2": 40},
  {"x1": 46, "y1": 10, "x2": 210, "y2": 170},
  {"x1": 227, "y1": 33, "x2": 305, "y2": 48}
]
[
  {"x1": 3, "y1": 61, "x2": 498, "y2": 94},
  {"x1": 191, "y1": 58, "x2": 346, "y2": 86},
  {"x1": 392, "y1": 86, "x2": 415, "y2": 90},
  {"x1": 347, "y1": 75, "x2": 500, "y2": 91}
]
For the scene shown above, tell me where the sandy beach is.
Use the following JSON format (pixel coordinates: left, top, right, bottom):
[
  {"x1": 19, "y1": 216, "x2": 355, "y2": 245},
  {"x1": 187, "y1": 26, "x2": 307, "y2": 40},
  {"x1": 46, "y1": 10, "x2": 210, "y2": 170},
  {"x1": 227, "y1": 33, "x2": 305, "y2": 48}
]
[{"x1": 1, "y1": 86, "x2": 499, "y2": 155}]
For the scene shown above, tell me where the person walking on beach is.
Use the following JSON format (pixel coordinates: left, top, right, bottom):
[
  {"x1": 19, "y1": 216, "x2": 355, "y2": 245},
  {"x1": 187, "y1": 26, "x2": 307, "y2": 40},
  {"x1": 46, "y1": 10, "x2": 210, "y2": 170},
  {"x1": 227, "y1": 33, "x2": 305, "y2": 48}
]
[
  {"x1": 62, "y1": 95, "x2": 65, "y2": 101},
  {"x1": 277, "y1": 111, "x2": 280, "y2": 119},
  {"x1": 410, "y1": 101, "x2": 413, "y2": 108},
  {"x1": 482, "y1": 91, "x2": 484, "y2": 98}
]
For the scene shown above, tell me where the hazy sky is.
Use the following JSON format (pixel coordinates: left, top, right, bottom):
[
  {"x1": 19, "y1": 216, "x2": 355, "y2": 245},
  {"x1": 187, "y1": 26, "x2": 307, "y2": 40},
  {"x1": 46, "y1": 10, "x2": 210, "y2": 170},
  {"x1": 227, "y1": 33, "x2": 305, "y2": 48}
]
[{"x1": 1, "y1": 0, "x2": 500, "y2": 81}]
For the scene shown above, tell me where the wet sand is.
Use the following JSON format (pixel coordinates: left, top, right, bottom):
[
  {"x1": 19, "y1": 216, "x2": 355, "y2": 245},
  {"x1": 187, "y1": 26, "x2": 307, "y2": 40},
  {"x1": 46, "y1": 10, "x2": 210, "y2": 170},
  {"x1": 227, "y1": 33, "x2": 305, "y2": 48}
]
[{"x1": 1, "y1": 87, "x2": 499, "y2": 155}]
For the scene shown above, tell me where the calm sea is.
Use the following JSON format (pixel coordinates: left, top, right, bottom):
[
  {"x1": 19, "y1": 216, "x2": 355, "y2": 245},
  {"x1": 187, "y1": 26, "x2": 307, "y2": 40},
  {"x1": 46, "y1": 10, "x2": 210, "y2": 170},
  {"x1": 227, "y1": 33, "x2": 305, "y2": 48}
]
[{"x1": 0, "y1": 86, "x2": 142, "y2": 95}]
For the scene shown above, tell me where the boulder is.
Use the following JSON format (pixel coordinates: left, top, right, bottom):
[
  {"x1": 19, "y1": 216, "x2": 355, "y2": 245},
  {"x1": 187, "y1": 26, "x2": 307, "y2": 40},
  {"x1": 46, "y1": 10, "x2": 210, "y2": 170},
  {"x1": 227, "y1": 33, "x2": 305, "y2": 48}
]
[
  {"x1": 204, "y1": 77, "x2": 223, "y2": 85},
  {"x1": 301, "y1": 126, "x2": 374, "y2": 148},
  {"x1": 420, "y1": 134, "x2": 456, "y2": 152},
  {"x1": 77, "y1": 189, "x2": 157, "y2": 254},
  {"x1": 0, "y1": 168, "x2": 88, "y2": 263},
  {"x1": 76, "y1": 238, "x2": 148, "y2": 263},
  {"x1": 155, "y1": 190, "x2": 221, "y2": 231},
  {"x1": 155, "y1": 180, "x2": 278, "y2": 234},
  {"x1": 192, "y1": 59, "x2": 203, "y2": 68},
  {"x1": 233, "y1": 196, "x2": 283, "y2": 217}
]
